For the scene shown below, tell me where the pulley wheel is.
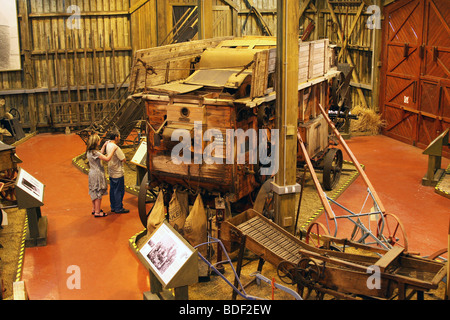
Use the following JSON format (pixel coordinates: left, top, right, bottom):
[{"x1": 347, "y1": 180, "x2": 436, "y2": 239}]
[{"x1": 277, "y1": 260, "x2": 297, "y2": 285}]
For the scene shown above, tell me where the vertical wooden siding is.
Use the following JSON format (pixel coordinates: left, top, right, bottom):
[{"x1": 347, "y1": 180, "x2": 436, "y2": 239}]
[
  {"x1": 0, "y1": 0, "x2": 132, "y2": 131},
  {"x1": 320, "y1": 0, "x2": 378, "y2": 110}
]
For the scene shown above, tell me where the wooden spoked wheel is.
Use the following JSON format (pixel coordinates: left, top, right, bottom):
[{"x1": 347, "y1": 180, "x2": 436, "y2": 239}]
[
  {"x1": 377, "y1": 213, "x2": 409, "y2": 252},
  {"x1": 138, "y1": 172, "x2": 158, "y2": 227},
  {"x1": 322, "y1": 148, "x2": 343, "y2": 191},
  {"x1": 305, "y1": 222, "x2": 329, "y2": 248}
]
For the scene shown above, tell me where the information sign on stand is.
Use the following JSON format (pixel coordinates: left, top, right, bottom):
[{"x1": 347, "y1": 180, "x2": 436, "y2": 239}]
[
  {"x1": 137, "y1": 220, "x2": 198, "y2": 300},
  {"x1": 15, "y1": 168, "x2": 47, "y2": 247},
  {"x1": 130, "y1": 141, "x2": 147, "y2": 187},
  {"x1": 131, "y1": 140, "x2": 147, "y2": 168}
]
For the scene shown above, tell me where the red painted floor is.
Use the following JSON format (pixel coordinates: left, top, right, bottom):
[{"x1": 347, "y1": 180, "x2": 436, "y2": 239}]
[
  {"x1": 16, "y1": 133, "x2": 449, "y2": 300},
  {"x1": 16, "y1": 133, "x2": 148, "y2": 300}
]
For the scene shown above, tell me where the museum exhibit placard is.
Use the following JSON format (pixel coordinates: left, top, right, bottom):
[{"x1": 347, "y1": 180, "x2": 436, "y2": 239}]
[
  {"x1": 138, "y1": 221, "x2": 198, "y2": 289},
  {"x1": 131, "y1": 141, "x2": 147, "y2": 168},
  {"x1": 15, "y1": 168, "x2": 45, "y2": 209}
]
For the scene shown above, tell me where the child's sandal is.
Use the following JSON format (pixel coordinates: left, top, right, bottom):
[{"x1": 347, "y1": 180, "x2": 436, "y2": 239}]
[{"x1": 94, "y1": 210, "x2": 107, "y2": 218}]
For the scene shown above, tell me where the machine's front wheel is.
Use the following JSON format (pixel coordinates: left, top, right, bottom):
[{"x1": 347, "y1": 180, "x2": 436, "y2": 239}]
[{"x1": 138, "y1": 172, "x2": 157, "y2": 227}]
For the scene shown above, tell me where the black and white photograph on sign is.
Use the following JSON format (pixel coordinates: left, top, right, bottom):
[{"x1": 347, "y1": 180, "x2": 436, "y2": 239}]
[
  {"x1": 139, "y1": 223, "x2": 194, "y2": 285},
  {"x1": 17, "y1": 169, "x2": 44, "y2": 203},
  {"x1": 0, "y1": 0, "x2": 21, "y2": 71},
  {"x1": 146, "y1": 238, "x2": 177, "y2": 274}
]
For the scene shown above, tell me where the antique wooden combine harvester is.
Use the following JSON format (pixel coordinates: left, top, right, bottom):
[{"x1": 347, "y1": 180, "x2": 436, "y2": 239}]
[{"x1": 132, "y1": 36, "x2": 350, "y2": 225}]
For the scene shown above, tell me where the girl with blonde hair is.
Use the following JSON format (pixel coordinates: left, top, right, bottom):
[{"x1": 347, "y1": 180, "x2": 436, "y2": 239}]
[{"x1": 86, "y1": 133, "x2": 118, "y2": 217}]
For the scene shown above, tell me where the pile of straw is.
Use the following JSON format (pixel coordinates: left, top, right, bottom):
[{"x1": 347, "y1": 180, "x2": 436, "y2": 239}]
[{"x1": 350, "y1": 105, "x2": 386, "y2": 135}]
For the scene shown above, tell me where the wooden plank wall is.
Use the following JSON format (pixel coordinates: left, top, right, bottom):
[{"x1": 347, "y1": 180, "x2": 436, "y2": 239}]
[
  {"x1": 0, "y1": 0, "x2": 132, "y2": 132},
  {"x1": 130, "y1": 0, "x2": 158, "y2": 51},
  {"x1": 319, "y1": 0, "x2": 379, "y2": 110},
  {"x1": 236, "y1": 0, "x2": 277, "y2": 36}
]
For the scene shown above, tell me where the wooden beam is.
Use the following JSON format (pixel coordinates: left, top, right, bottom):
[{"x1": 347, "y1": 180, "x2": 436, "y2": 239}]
[
  {"x1": 375, "y1": 247, "x2": 404, "y2": 272},
  {"x1": 19, "y1": 0, "x2": 37, "y2": 133},
  {"x1": 129, "y1": 0, "x2": 151, "y2": 14},
  {"x1": 299, "y1": 0, "x2": 312, "y2": 20},
  {"x1": 198, "y1": 0, "x2": 213, "y2": 39},
  {"x1": 297, "y1": 131, "x2": 335, "y2": 220},
  {"x1": 447, "y1": 218, "x2": 449, "y2": 300},
  {"x1": 338, "y1": 2, "x2": 366, "y2": 61},
  {"x1": 221, "y1": 0, "x2": 239, "y2": 11},
  {"x1": 274, "y1": 0, "x2": 300, "y2": 233},
  {"x1": 28, "y1": 11, "x2": 129, "y2": 18}
]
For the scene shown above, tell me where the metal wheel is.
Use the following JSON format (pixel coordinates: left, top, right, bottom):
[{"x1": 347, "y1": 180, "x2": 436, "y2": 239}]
[
  {"x1": 377, "y1": 213, "x2": 409, "y2": 252},
  {"x1": 305, "y1": 222, "x2": 330, "y2": 248},
  {"x1": 277, "y1": 261, "x2": 297, "y2": 285},
  {"x1": 8, "y1": 108, "x2": 21, "y2": 121},
  {"x1": 253, "y1": 178, "x2": 275, "y2": 220},
  {"x1": 323, "y1": 148, "x2": 343, "y2": 191},
  {"x1": 296, "y1": 258, "x2": 323, "y2": 300},
  {"x1": 138, "y1": 172, "x2": 158, "y2": 227},
  {"x1": 297, "y1": 258, "x2": 322, "y2": 284}
]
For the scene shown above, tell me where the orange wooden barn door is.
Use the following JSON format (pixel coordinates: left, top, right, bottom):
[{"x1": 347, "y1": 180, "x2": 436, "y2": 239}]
[
  {"x1": 380, "y1": 0, "x2": 450, "y2": 158},
  {"x1": 418, "y1": 0, "x2": 450, "y2": 156}
]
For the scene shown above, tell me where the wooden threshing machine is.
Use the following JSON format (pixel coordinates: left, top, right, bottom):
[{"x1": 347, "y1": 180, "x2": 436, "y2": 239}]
[
  {"x1": 131, "y1": 36, "x2": 348, "y2": 225},
  {"x1": 128, "y1": 36, "x2": 447, "y2": 300}
]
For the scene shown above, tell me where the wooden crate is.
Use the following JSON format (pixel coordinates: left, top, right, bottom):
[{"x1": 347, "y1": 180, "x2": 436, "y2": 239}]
[
  {"x1": 298, "y1": 114, "x2": 329, "y2": 159},
  {"x1": 309, "y1": 39, "x2": 328, "y2": 79}
]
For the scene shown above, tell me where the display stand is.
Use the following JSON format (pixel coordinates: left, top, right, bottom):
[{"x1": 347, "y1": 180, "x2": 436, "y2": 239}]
[
  {"x1": 15, "y1": 168, "x2": 47, "y2": 247},
  {"x1": 137, "y1": 220, "x2": 198, "y2": 300},
  {"x1": 422, "y1": 129, "x2": 449, "y2": 187}
]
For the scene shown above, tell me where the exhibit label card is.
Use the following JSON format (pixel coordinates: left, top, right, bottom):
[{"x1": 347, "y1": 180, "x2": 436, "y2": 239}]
[
  {"x1": 131, "y1": 141, "x2": 147, "y2": 167},
  {"x1": 139, "y1": 222, "x2": 195, "y2": 286},
  {"x1": 16, "y1": 168, "x2": 44, "y2": 203}
]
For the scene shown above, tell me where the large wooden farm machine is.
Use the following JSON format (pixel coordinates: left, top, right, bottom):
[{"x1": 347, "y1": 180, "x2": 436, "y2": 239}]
[
  {"x1": 126, "y1": 37, "x2": 446, "y2": 300},
  {"x1": 131, "y1": 36, "x2": 350, "y2": 222}
]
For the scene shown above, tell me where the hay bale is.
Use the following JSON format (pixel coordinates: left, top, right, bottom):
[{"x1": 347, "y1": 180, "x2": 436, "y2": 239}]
[{"x1": 350, "y1": 105, "x2": 386, "y2": 135}]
